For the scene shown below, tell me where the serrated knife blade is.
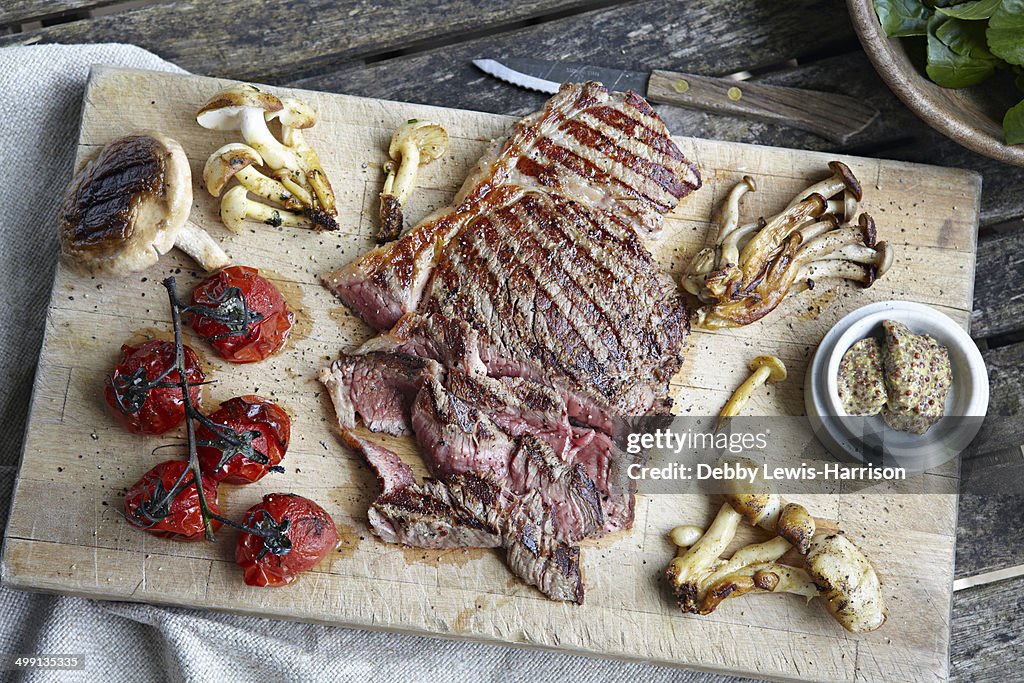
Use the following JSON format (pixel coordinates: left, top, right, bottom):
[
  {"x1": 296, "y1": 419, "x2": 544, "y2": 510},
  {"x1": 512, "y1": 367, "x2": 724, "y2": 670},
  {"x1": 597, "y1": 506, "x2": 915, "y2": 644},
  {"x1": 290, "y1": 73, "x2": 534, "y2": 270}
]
[{"x1": 474, "y1": 58, "x2": 649, "y2": 95}]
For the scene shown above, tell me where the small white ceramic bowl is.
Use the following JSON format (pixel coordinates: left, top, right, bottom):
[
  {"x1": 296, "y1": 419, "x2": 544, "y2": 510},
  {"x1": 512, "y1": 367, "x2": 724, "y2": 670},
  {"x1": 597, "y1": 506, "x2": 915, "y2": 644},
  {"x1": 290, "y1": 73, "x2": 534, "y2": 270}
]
[{"x1": 805, "y1": 301, "x2": 989, "y2": 471}]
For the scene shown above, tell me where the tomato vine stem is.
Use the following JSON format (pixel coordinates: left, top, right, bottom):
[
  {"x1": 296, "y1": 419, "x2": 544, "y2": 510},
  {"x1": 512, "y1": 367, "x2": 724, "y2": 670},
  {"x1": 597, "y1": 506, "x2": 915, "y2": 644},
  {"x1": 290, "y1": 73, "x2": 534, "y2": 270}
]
[{"x1": 160, "y1": 276, "x2": 289, "y2": 550}]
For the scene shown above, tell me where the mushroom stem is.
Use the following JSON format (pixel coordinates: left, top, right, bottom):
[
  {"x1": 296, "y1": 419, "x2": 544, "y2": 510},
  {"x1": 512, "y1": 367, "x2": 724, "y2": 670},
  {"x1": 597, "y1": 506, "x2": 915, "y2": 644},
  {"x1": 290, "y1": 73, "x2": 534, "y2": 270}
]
[
  {"x1": 377, "y1": 161, "x2": 404, "y2": 244},
  {"x1": 220, "y1": 185, "x2": 313, "y2": 232},
  {"x1": 720, "y1": 365, "x2": 772, "y2": 417},
  {"x1": 716, "y1": 175, "x2": 757, "y2": 244},
  {"x1": 283, "y1": 126, "x2": 337, "y2": 216},
  {"x1": 719, "y1": 219, "x2": 764, "y2": 270},
  {"x1": 392, "y1": 141, "x2": 421, "y2": 206},
  {"x1": 235, "y1": 167, "x2": 302, "y2": 210},
  {"x1": 174, "y1": 222, "x2": 231, "y2": 271},
  {"x1": 795, "y1": 216, "x2": 839, "y2": 243},
  {"x1": 245, "y1": 201, "x2": 311, "y2": 229},
  {"x1": 717, "y1": 355, "x2": 787, "y2": 428},
  {"x1": 784, "y1": 161, "x2": 862, "y2": 211},
  {"x1": 739, "y1": 194, "x2": 827, "y2": 281},
  {"x1": 667, "y1": 503, "x2": 742, "y2": 587},
  {"x1": 277, "y1": 173, "x2": 314, "y2": 207},
  {"x1": 238, "y1": 109, "x2": 302, "y2": 172}
]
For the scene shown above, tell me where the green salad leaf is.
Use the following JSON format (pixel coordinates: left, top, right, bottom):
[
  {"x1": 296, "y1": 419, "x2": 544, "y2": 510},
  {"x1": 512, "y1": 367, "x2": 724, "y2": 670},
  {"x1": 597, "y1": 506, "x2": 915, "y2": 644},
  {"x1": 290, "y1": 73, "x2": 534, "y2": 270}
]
[
  {"x1": 935, "y1": 17, "x2": 999, "y2": 60},
  {"x1": 875, "y1": 0, "x2": 933, "y2": 36},
  {"x1": 937, "y1": 0, "x2": 1001, "y2": 20},
  {"x1": 988, "y1": 0, "x2": 1024, "y2": 66},
  {"x1": 926, "y1": 15, "x2": 999, "y2": 86},
  {"x1": 1003, "y1": 99, "x2": 1024, "y2": 144}
]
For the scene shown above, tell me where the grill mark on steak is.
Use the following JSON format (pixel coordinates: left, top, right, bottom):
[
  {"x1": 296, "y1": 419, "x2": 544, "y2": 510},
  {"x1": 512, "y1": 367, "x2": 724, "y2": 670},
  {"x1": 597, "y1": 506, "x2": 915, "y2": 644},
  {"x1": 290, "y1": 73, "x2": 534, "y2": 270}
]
[
  {"x1": 568, "y1": 113, "x2": 685, "y2": 209},
  {"x1": 516, "y1": 197, "x2": 629, "y2": 371},
  {"x1": 525, "y1": 199, "x2": 646, "y2": 365},
  {"x1": 588, "y1": 105, "x2": 686, "y2": 162},
  {"x1": 533, "y1": 135, "x2": 675, "y2": 215},
  {"x1": 423, "y1": 192, "x2": 686, "y2": 412},
  {"x1": 557, "y1": 119, "x2": 688, "y2": 201},
  {"x1": 482, "y1": 196, "x2": 624, "y2": 385}
]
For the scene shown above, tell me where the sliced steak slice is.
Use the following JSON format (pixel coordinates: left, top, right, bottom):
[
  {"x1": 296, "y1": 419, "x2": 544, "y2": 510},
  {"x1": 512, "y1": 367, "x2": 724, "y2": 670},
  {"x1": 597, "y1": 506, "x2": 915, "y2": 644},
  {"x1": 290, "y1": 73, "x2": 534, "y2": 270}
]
[
  {"x1": 565, "y1": 428, "x2": 637, "y2": 534},
  {"x1": 318, "y1": 351, "x2": 440, "y2": 436},
  {"x1": 505, "y1": 490, "x2": 585, "y2": 604},
  {"x1": 508, "y1": 434, "x2": 603, "y2": 540},
  {"x1": 411, "y1": 372, "x2": 517, "y2": 480},
  {"x1": 412, "y1": 378, "x2": 603, "y2": 541},
  {"x1": 346, "y1": 431, "x2": 584, "y2": 602}
]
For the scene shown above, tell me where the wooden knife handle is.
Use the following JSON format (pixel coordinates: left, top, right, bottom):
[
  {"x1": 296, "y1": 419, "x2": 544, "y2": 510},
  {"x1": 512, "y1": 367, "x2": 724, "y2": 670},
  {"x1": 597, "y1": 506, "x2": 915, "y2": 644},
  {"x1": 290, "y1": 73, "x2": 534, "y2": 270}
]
[{"x1": 647, "y1": 69, "x2": 878, "y2": 145}]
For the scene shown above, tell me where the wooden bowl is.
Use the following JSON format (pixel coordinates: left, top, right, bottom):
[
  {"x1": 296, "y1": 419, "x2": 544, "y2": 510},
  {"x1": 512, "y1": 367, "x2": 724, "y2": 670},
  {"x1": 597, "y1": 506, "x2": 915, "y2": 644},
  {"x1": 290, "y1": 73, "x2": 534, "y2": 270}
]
[{"x1": 847, "y1": 0, "x2": 1024, "y2": 166}]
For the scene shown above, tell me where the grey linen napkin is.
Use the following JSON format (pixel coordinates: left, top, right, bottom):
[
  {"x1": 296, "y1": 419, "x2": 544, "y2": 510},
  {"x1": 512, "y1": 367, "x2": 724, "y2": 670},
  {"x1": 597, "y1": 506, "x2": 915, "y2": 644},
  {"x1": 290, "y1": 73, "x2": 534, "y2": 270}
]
[{"x1": 0, "y1": 44, "x2": 742, "y2": 683}]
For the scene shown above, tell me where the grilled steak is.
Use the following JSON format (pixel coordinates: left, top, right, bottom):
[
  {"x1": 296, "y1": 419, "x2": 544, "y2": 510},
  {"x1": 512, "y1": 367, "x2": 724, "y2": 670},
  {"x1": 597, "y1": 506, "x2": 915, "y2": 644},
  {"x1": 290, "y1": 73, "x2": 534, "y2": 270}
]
[{"x1": 322, "y1": 82, "x2": 700, "y2": 601}]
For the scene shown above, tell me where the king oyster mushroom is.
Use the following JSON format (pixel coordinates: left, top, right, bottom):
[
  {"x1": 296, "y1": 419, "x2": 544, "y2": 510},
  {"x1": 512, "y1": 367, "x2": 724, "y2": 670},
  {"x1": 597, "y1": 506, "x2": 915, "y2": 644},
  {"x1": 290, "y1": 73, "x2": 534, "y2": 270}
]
[
  {"x1": 377, "y1": 119, "x2": 449, "y2": 243},
  {"x1": 58, "y1": 132, "x2": 230, "y2": 275},
  {"x1": 682, "y1": 162, "x2": 893, "y2": 329}
]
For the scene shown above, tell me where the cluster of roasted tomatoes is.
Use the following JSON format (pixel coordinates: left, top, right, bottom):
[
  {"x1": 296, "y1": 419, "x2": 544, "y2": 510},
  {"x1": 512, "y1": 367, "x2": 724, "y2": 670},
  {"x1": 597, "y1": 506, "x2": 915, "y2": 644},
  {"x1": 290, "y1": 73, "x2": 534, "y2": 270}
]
[{"x1": 108, "y1": 267, "x2": 337, "y2": 587}]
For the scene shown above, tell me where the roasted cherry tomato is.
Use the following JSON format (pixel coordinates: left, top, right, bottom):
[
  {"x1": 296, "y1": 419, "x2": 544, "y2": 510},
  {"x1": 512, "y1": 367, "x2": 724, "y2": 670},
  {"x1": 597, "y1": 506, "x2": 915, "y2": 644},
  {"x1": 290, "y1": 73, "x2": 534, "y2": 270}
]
[
  {"x1": 196, "y1": 395, "x2": 291, "y2": 484},
  {"x1": 124, "y1": 459, "x2": 222, "y2": 541},
  {"x1": 189, "y1": 265, "x2": 294, "y2": 363},
  {"x1": 104, "y1": 340, "x2": 204, "y2": 435},
  {"x1": 235, "y1": 493, "x2": 337, "y2": 587}
]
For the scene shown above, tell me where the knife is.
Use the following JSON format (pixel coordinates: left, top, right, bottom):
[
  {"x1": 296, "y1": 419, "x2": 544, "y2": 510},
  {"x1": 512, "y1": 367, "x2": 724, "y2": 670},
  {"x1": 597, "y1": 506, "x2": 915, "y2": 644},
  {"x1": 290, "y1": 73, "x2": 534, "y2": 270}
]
[{"x1": 473, "y1": 58, "x2": 877, "y2": 145}]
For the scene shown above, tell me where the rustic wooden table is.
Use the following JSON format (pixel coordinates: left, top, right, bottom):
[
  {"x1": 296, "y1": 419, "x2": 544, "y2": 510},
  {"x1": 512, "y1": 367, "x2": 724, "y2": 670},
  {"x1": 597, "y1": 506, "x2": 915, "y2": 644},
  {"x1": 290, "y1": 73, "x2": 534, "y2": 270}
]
[{"x1": 2, "y1": 1, "x2": 1021, "y2": 680}]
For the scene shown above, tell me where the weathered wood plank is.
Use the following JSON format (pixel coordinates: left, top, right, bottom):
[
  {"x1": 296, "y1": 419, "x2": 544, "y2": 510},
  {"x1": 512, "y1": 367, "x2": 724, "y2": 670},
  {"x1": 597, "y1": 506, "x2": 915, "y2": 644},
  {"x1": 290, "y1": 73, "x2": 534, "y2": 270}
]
[
  {"x1": 0, "y1": 0, "x2": 634, "y2": 80},
  {"x1": 982, "y1": 341, "x2": 1024, "y2": 417},
  {"x1": 950, "y1": 577, "x2": 1024, "y2": 683},
  {"x1": 971, "y1": 229, "x2": 1024, "y2": 339},
  {"x1": 0, "y1": 0, "x2": 108, "y2": 26},
  {"x1": 0, "y1": 0, "x2": 604, "y2": 80},
  {"x1": 956, "y1": 493, "x2": 1024, "y2": 579},
  {"x1": 8, "y1": 0, "x2": 859, "y2": 85},
  {"x1": 952, "y1": 341, "x2": 1024, "y2": 579},
  {"x1": 294, "y1": 0, "x2": 858, "y2": 116}
]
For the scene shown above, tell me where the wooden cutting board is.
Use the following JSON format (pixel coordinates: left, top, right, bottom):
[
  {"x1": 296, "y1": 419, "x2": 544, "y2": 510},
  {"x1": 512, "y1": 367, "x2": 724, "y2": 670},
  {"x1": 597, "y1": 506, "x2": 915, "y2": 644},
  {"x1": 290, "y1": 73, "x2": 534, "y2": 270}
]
[{"x1": 2, "y1": 66, "x2": 980, "y2": 682}]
